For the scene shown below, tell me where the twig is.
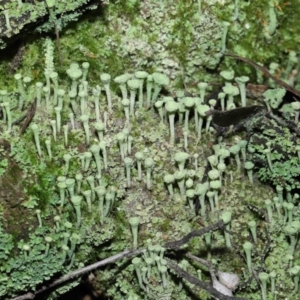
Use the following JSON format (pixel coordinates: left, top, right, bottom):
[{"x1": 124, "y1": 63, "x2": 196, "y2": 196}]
[
  {"x1": 21, "y1": 98, "x2": 37, "y2": 134},
  {"x1": 55, "y1": 23, "x2": 63, "y2": 64},
  {"x1": 11, "y1": 220, "x2": 234, "y2": 300},
  {"x1": 261, "y1": 224, "x2": 271, "y2": 266},
  {"x1": 186, "y1": 253, "x2": 212, "y2": 268},
  {"x1": 9, "y1": 41, "x2": 25, "y2": 75},
  {"x1": 11, "y1": 249, "x2": 143, "y2": 300},
  {"x1": 164, "y1": 220, "x2": 225, "y2": 249},
  {"x1": 224, "y1": 52, "x2": 300, "y2": 99},
  {"x1": 10, "y1": 294, "x2": 34, "y2": 300},
  {"x1": 166, "y1": 258, "x2": 246, "y2": 300}
]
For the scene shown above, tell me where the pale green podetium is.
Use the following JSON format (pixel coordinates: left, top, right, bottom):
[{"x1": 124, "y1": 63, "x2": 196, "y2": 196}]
[
  {"x1": 99, "y1": 140, "x2": 108, "y2": 171},
  {"x1": 135, "y1": 71, "x2": 148, "y2": 108},
  {"x1": 159, "y1": 265, "x2": 168, "y2": 288},
  {"x1": 290, "y1": 265, "x2": 300, "y2": 294},
  {"x1": 50, "y1": 120, "x2": 57, "y2": 141},
  {"x1": 165, "y1": 101, "x2": 179, "y2": 144},
  {"x1": 104, "y1": 192, "x2": 114, "y2": 217},
  {"x1": 243, "y1": 241, "x2": 253, "y2": 273},
  {"x1": 54, "y1": 106, "x2": 62, "y2": 133},
  {"x1": 145, "y1": 157, "x2": 154, "y2": 190},
  {"x1": 197, "y1": 104, "x2": 209, "y2": 140},
  {"x1": 44, "y1": 236, "x2": 53, "y2": 257},
  {"x1": 78, "y1": 90, "x2": 86, "y2": 115},
  {"x1": 80, "y1": 115, "x2": 90, "y2": 145},
  {"x1": 207, "y1": 154, "x2": 218, "y2": 169},
  {"x1": 82, "y1": 190, "x2": 92, "y2": 213},
  {"x1": 67, "y1": 65, "x2": 82, "y2": 92},
  {"x1": 43, "y1": 86, "x2": 50, "y2": 108},
  {"x1": 57, "y1": 88, "x2": 65, "y2": 108},
  {"x1": 248, "y1": 220, "x2": 257, "y2": 243},
  {"x1": 63, "y1": 153, "x2": 72, "y2": 175},
  {"x1": 269, "y1": 270, "x2": 276, "y2": 294},
  {"x1": 164, "y1": 173, "x2": 174, "y2": 197},
  {"x1": 94, "y1": 121, "x2": 105, "y2": 141},
  {"x1": 127, "y1": 79, "x2": 140, "y2": 116},
  {"x1": 100, "y1": 73, "x2": 112, "y2": 111},
  {"x1": 14, "y1": 73, "x2": 26, "y2": 109},
  {"x1": 183, "y1": 97, "x2": 195, "y2": 131},
  {"x1": 75, "y1": 173, "x2": 83, "y2": 194},
  {"x1": 141, "y1": 266, "x2": 148, "y2": 285},
  {"x1": 114, "y1": 73, "x2": 130, "y2": 99},
  {"x1": 175, "y1": 170, "x2": 186, "y2": 197},
  {"x1": 69, "y1": 89, "x2": 77, "y2": 113},
  {"x1": 86, "y1": 176, "x2": 95, "y2": 201},
  {"x1": 3, "y1": 9, "x2": 11, "y2": 31},
  {"x1": 285, "y1": 225, "x2": 298, "y2": 257},
  {"x1": 62, "y1": 125, "x2": 68, "y2": 148},
  {"x1": 155, "y1": 100, "x2": 164, "y2": 123},
  {"x1": 210, "y1": 180, "x2": 221, "y2": 209},
  {"x1": 244, "y1": 161, "x2": 254, "y2": 184},
  {"x1": 226, "y1": 80, "x2": 242, "y2": 105},
  {"x1": 235, "y1": 76, "x2": 249, "y2": 107},
  {"x1": 152, "y1": 72, "x2": 170, "y2": 103},
  {"x1": 50, "y1": 72, "x2": 59, "y2": 105},
  {"x1": 265, "y1": 199, "x2": 273, "y2": 222},
  {"x1": 84, "y1": 151, "x2": 92, "y2": 171},
  {"x1": 45, "y1": 139, "x2": 52, "y2": 160},
  {"x1": 22, "y1": 244, "x2": 30, "y2": 261},
  {"x1": 2, "y1": 102, "x2": 12, "y2": 132},
  {"x1": 36, "y1": 209, "x2": 42, "y2": 227},
  {"x1": 82, "y1": 62, "x2": 90, "y2": 82},
  {"x1": 65, "y1": 178, "x2": 75, "y2": 198},
  {"x1": 221, "y1": 211, "x2": 232, "y2": 249},
  {"x1": 186, "y1": 189, "x2": 195, "y2": 210},
  {"x1": 92, "y1": 85, "x2": 101, "y2": 122},
  {"x1": 229, "y1": 144, "x2": 241, "y2": 170},
  {"x1": 146, "y1": 74, "x2": 153, "y2": 107},
  {"x1": 90, "y1": 144, "x2": 102, "y2": 177},
  {"x1": 195, "y1": 182, "x2": 209, "y2": 217},
  {"x1": 198, "y1": 82, "x2": 208, "y2": 103},
  {"x1": 207, "y1": 190, "x2": 215, "y2": 213},
  {"x1": 132, "y1": 257, "x2": 146, "y2": 291},
  {"x1": 95, "y1": 186, "x2": 106, "y2": 224},
  {"x1": 31, "y1": 123, "x2": 42, "y2": 156},
  {"x1": 54, "y1": 215, "x2": 60, "y2": 232},
  {"x1": 135, "y1": 151, "x2": 144, "y2": 181},
  {"x1": 124, "y1": 157, "x2": 133, "y2": 188},
  {"x1": 218, "y1": 92, "x2": 226, "y2": 111},
  {"x1": 121, "y1": 99, "x2": 130, "y2": 124},
  {"x1": 264, "y1": 148, "x2": 273, "y2": 172},
  {"x1": 127, "y1": 136, "x2": 133, "y2": 155},
  {"x1": 61, "y1": 245, "x2": 69, "y2": 263},
  {"x1": 258, "y1": 272, "x2": 269, "y2": 300},
  {"x1": 68, "y1": 233, "x2": 81, "y2": 259},
  {"x1": 291, "y1": 101, "x2": 300, "y2": 123},
  {"x1": 238, "y1": 140, "x2": 248, "y2": 162},
  {"x1": 220, "y1": 21, "x2": 230, "y2": 53},
  {"x1": 117, "y1": 132, "x2": 126, "y2": 161},
  {"x1": 71, "y1": 195, "x2": 83, "y2": 228},
  {"x1": 174, "y1": 151, "x2": 189, "y2": 171},
  {"x1": 129, "y1": 217, "x2": 140, "y2": 249}
]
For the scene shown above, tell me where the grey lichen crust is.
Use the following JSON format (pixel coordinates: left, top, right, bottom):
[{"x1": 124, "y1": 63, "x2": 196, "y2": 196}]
[{"x1": 0, "y1": 0, "x2": 101, "y2": 49}]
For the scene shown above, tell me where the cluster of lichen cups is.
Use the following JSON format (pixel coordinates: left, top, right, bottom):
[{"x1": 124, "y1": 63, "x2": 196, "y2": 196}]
[{"x1": 2, "y1": 58, "x2": 300, "y2": 299}]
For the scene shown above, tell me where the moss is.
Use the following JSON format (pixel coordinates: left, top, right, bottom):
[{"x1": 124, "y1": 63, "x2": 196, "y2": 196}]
[
  {"x1": 113, "y1": 210, "x2": 127, "y2": 238},
  {"x1": 25, "y1": 169, "x2": 55, "y2": 210},
  {"x1": 160, "y1": 218, "x2": 171, "y2": 232},
  {"x1": 113, "y1": 0, "x2": 141, "y2": 20}
]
